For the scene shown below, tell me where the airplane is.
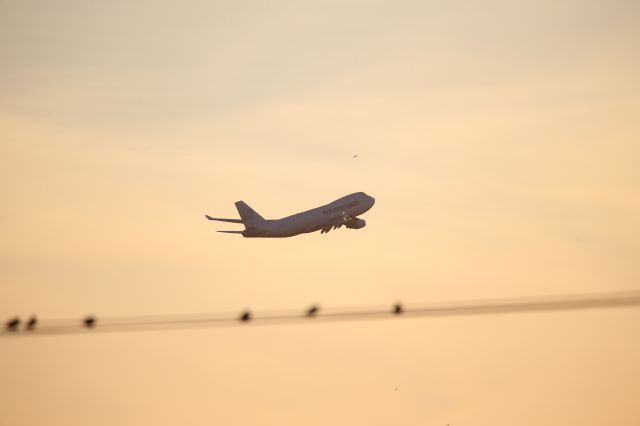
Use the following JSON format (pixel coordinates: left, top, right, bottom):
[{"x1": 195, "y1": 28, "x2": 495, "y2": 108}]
[{"x1": 205, "y1": 192, "x2": 375, "y2": 238}]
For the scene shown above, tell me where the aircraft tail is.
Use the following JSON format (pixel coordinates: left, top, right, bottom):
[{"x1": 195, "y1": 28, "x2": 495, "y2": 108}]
[{"x1": 235, "y1": 201, "x2": 265, "y2": 228}]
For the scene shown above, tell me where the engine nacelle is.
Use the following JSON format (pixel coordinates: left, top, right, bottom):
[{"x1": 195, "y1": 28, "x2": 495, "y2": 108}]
[{"x1": 345, "y1": 218, "x2": 366, "y2": 229}]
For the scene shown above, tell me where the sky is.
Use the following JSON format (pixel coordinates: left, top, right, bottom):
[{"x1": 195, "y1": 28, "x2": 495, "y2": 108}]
[{"x1": 1, "y1": 0, "x2": 639, "y2": 424}]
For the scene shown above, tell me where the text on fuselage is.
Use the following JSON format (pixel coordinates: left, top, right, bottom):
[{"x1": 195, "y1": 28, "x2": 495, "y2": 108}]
[{"x1": 323, "y1": 200, "x2": 359, "y2": 216}]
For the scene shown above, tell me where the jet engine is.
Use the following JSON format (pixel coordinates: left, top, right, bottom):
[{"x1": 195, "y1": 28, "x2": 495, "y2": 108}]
[{"x1": 345, "y1": 218, "x2": 366, "y2": 229}]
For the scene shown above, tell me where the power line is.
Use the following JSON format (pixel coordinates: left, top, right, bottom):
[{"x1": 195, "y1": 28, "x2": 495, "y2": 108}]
[{"x1": 3, "y1": 291, "x2": 640, "y2": 337}]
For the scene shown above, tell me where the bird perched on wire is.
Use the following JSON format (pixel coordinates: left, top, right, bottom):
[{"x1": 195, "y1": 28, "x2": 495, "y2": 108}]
[
  {"x1": 306, "y1": 305, "x2": 320, "y2": 317},
  {"x1": 5, "y1": 317, "x2": 20, "y2": 332},
  {"x1": 83, "y1": 316, "x2": 96, "y2": 328},
  {"x1": 26, "y1": 316, "x2": 37, "y2": 331},
  {"x1": 393, "y1": 303, "x2": 404, "y2": 315}
]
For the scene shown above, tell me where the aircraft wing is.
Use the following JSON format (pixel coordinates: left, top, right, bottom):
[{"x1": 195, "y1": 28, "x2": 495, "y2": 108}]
[{"x1": 205, "y1": 215, "x2": 243, "y2": 223}]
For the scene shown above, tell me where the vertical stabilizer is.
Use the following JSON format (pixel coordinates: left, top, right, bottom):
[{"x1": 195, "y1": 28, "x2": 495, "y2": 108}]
[{"x1": 235, "y1": 201, "x2": 265, "y2": 228}]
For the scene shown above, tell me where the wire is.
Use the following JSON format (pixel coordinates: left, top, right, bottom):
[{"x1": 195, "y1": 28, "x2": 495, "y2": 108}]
[{"x1": 3, "y1": 291, "x2": 640, "y2": 337}]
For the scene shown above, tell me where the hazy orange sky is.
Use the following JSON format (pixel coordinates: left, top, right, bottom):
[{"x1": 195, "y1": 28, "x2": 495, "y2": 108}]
[{"x1": 1, "y1": 1, "x2": 639, "y2": 425}]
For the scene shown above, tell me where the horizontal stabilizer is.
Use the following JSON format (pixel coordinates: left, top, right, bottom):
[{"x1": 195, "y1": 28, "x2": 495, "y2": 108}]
[
  {"x1": 217, "y1": 231, "x2": 244, "y2": 234},
  {"x1": 205, "y1": 215, "x2": 243, "y2": 223}
]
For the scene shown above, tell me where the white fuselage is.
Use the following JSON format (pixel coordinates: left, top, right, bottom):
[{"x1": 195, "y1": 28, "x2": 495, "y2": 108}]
[{"x1": 243, "y1": 192, "x2": 375, "y2": 238}]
